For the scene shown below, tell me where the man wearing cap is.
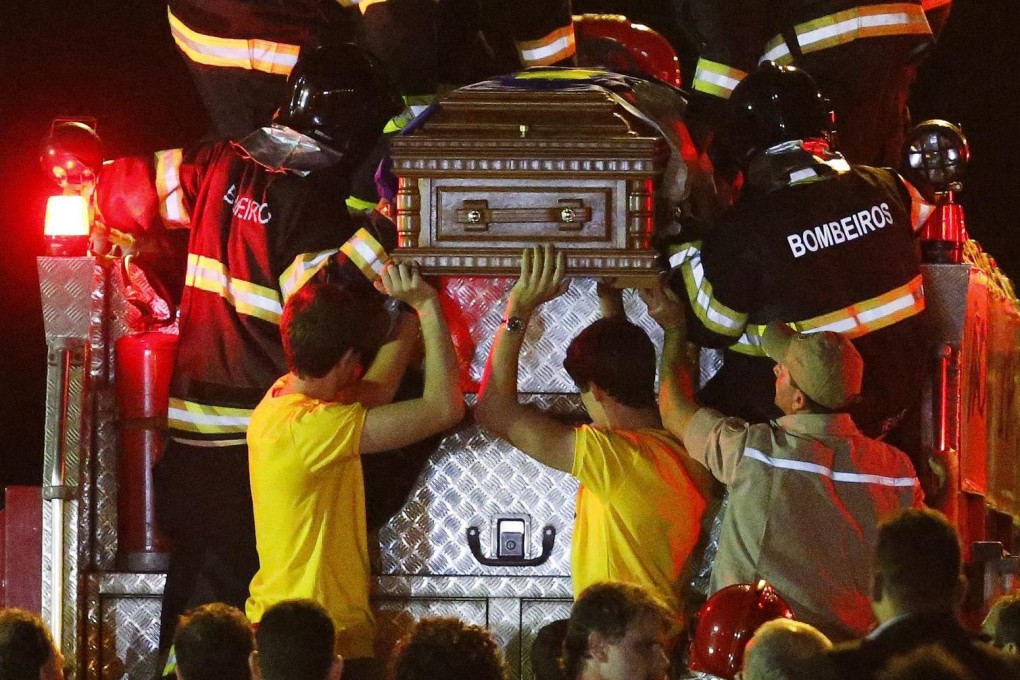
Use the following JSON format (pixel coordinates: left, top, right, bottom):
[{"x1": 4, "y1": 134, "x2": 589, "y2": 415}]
[{"x1": 641, "y1": 284, "x2": 923, "y2": 643}]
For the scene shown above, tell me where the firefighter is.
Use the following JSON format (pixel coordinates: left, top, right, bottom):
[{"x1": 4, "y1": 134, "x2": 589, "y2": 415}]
[
  {"x1": 679, "y1": 0, "x2": 935, "y2": 167},
  {"x1": 96, "y1": 42, "x2": 403, "y2": 661},
  {"x1": 168, "y1": 0, "x2": 577, "y2": 143},
  {"x1": 666, "y1": 62, "x2": 934, "y2": 481},
  {"x1": 166, "y1": 0, "x2": 352, "y2": 140}
]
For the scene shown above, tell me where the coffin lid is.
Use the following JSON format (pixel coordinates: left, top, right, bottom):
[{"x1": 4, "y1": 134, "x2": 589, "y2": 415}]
[{"x1": 390, "y1": 68, "x2": 670, "y2": 171}]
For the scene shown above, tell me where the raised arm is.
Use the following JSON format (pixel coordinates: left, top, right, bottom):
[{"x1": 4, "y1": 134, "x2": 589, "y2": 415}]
[
  {"x1": 359, "y1": 262, "x2": 464, "y2": 454},
  {"x1": 639, "y1": 281, "x2": 701, "y2": 441},
  {"x1": 474, "y1": 245, "x2": 577, "y2": 473},
  {"x1": 343, "y1": 310, "x2": 420, "y2": 408},
  {"x1": 596, "y1": 279, "x2": 626, "y2": 320}
]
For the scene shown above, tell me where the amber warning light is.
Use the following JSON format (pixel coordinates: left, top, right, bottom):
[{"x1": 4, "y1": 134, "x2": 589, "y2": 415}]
[{"x1": 44, "y1": 194, "x2": 90, "y2": 256}]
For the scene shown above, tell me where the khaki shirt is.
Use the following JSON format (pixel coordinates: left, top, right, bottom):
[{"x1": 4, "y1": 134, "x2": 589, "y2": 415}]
[{"x1": 685, "y1": 408, "x2": 923, "y2": 642}]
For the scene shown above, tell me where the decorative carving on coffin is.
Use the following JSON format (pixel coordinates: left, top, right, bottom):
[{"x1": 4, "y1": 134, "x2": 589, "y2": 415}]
[{"x1": 391, "y1": 85, "x2": 669, "y2": 282}]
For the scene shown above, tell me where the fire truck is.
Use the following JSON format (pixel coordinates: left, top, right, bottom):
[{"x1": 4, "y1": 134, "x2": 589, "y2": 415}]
[{"x1": 3, "y1": 16, "x2": 1019, "y2": 680}]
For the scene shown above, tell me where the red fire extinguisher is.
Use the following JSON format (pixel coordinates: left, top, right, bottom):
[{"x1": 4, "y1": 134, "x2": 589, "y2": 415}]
[{"x1": 115, "y1": 331, "x2": 176, "y2": 571}]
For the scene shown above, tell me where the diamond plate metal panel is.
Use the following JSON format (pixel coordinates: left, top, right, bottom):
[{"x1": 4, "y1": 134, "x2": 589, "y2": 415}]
[
  {"x1": 93, "y1": 386, "x2": 120, "y2": 571},
  {"x1": 41, "y1": 345, "x2": 85, "y2": 657},
  {"x1": 99, "y1": 597, "x2": 163, "y2": 680},
  {"x1": 38, "y1": 257, "x2": 98, "y2": 341},
  {"x1": 86, "y1": 573, "x2": 166, "y2": 680},
  {"x1": 373, "y1": 575, "x2": 572, "y2": 599},
  {"x1": 88, "y1": 260, "x2": 120, "y2": 572},
  {"x1": 374, "y1": 422, "x2": 580, "y2": 577},
  {"x1": 922, "y1": 263, "x2": 974, "y2": 345},
  {"x1": 440, "y1": 277, "x2": 665, "y2": 393},
  {"x1": 490, "y1": 597, "x2": 524, "y2": 678},
  {"x1": 521, "y1": 599, "x2": 573, "y2": 680},
  {"x1": 39, "y1": 257, "x2": 121, "y2": 667}
]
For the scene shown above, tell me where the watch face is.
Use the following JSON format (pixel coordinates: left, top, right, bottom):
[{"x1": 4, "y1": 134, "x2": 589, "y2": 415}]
[{"x1": 506, "y1": 316, "x2": 525, "y2": 333}]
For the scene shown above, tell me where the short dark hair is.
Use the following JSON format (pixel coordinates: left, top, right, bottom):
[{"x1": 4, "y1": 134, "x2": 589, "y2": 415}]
[
  {"x1": 563, "y1": 319, "x2": 657, "y2": 409},
  {"x1": 256, "y1": 600, "x2": 335, "y2": 680},
  {"x1": 561, "y1": 582, "x2": 671, "y2": 680},
  {"x1": 994, "y1": 594, "x2": 1020, "y2": 648},
  {"x1": 388, "y1": 617, "x2": 507, "y2": 680},
  {"x1": 0, "y1": 609, "x2": 57, "y2": 680},
  {"x1": 281, "y1": 283, "x2": 389, "y2": 378},
  {"x1": 174, "y1": 603, "x2": 253, "y2": 680},
  {"x1": 875, "y1": 508, "x2": 961, "y2": 605}
]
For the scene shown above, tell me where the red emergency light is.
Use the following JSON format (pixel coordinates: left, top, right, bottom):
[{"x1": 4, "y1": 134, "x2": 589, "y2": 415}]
[{"x1": 44, "y1": 194, "x2": 90, "y2": 256}]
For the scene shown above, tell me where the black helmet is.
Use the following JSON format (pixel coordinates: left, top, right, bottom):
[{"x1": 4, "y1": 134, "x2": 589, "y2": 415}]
[
  {"x1": 273, "y1": 43, "x2": 403, "y2": 165},
  {"x1": 724, "y1": 61, "x2": 832, "y2": 167}
]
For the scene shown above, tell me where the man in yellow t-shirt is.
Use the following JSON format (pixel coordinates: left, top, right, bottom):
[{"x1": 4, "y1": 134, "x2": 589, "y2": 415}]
[
  {"x1": 246, "y1": 263, "x2": 464, "y2": 680},
  {"x1": 474, "y1": 245, "x2": 714, "y2": 680}
]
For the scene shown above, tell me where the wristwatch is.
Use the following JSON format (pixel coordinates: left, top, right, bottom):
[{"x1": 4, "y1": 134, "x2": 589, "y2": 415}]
[{"x1": 502, "y1": 316, "x2": 526, "y2": 334}]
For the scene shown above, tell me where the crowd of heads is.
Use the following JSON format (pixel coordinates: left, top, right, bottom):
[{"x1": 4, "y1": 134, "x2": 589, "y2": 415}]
[
  {"x1": 561, "y1": 581, "x2": 672, "y2": 680},
  {"x1": 0, "y1": 601, "x2": 511, "y2": 680},
  {"x1": 3, "y1": 507, "x2": 1019, "y2": 680}
]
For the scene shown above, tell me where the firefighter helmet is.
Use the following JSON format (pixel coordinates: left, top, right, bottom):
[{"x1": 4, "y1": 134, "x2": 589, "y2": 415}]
[
  {"x1": 273, "y1": 42, "x2": 403, "y2": 165},
  {"x1": 687, "y1": 580, "x2": 795, "y2": 679},
  {"x1": 724, "y1": 61, "x2": 832, "y2": 167},
  {"x1": 40, "y1": 121, "x2": 103, "y2": 185},
  {"x1": 574, "y1": 14, "x2": 682, "y2": 88}
]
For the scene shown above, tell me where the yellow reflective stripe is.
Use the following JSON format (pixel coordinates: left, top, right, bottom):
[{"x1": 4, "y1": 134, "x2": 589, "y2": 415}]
[
  {"x1": 168, "y1": 8, "x2": 300, "y2": 75},
  {"x1": 340, "y1": 228, "x2": 389, "y2": 281},
  {"x1": 669, "y1": 243, "x2": 748, "y2": 337},
  {"x1": 346, "y1": 196, "x2": 378, "y2": 212},
  {"x1": 167, "y1": 398, "x2": 252, "y2": 434},
  {"x1": 761, "y1": 36, "x2": 795, "y2": 65},
  {"x1": 187, "y1": 253, "x2": 284, "y2": 323},
  {"x1": 383, "y1": 96, "x2": 435, "y2": 134},
  {"x1": 903, "y1": 179, "x2": 935, "y2": 232},
  {"x1": 790, "y1": 4, "x2": 931, "y2": 55},
  {"x1": 518, "y1": 25, "x2": 576, "y2": 67},
  {"x1": 278, "y1": 249, "x2": 338, "y2": 301},
  {"x1": 692, "y1": 58, "x2": 748, "y2": 99},
  {"x1": 154, "y1": 149, "x2": 191, "y2": 228},
  {"x1": 163, "y1": 646, "x2": 178, "y2": 677},
  {"x1": 729, "y1": 276, "x2": 925, "y2": 355},
  {"x1": 732, "y1": 325, "x2": 768, "y2": 356},
  {"x1": 792, "y1": 275, "x2": 925, "y2": 337}
]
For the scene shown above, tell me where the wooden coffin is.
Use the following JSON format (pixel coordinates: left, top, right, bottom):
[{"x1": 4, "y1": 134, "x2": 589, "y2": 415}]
[{"x1": 389, "y1": 75, "x2": 670, "y2": 281}]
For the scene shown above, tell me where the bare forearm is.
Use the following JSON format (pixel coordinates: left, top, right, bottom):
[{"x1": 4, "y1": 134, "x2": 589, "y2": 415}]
[
  {"x1": 475, "y1": 317, "x2": 527, "y2": 436},
  {"x1": 659, "y1": 327, "x2": 701, "y2": 440},
  {"x1": 599, "y1": 288, "x2": 626, "y2": 319},
  {"x1": 417, "y1": 298, "x2": 465, "y2": 427},
  {"x1": 351, "y1": 315, "x2": 417, "y2": 408}
]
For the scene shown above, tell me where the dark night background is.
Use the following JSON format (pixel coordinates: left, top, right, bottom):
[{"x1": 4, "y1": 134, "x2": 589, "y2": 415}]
[{"x1": 1, "y1": 1, "x2": 1018, "y2": 501}]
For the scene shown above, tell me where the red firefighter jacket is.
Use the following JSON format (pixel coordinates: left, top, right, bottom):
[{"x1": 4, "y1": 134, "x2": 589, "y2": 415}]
[{"x1": 99, "y1": 141, "x2": 392, "y2": 446}]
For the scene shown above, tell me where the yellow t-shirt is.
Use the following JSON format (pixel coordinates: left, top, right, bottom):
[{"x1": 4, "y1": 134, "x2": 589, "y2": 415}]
[
  {"x1": 245, "y1": 377, "x2": 373, "y2": 659},
  {"x1": 571, "y1": 426, "x2": 708, "y2": 623}
]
